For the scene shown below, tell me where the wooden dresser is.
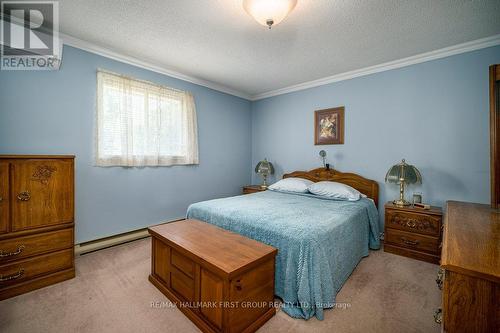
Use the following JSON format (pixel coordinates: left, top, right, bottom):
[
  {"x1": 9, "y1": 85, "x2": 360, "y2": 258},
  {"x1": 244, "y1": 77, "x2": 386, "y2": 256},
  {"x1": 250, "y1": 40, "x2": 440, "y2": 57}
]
[
  {"x1": 384, "y1": 202, "x2": 443, "y2": 264},
  {"x1": 0, "y1": 155, "x2": 75, "y2": 300},
  {"x1": 439, "y1": 201, "x2": 499, "y2": 332},
  {"x1": 149, "y1": 219, "x2": 277, "y2": 333}
]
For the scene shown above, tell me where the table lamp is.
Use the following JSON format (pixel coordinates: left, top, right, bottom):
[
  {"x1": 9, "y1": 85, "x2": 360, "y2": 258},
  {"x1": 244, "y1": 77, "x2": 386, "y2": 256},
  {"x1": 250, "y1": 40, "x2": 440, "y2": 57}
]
[
  {"x1": 255, "y1": 158, "x2": 274, "y2": 189},
  {"x1": 385, "y1": 159, "x2": 422, "y2": 206}
]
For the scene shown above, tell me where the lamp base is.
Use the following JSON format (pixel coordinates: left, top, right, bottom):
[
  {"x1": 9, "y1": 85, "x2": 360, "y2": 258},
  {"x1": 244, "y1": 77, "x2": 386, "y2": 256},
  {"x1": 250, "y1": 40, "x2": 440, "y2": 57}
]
[
  {"x1": 393, "y1": 199, "x2": 412, "y2": 207},
  {"x1": 260, "y1": 185, "x2": 268, "y2": 190}
]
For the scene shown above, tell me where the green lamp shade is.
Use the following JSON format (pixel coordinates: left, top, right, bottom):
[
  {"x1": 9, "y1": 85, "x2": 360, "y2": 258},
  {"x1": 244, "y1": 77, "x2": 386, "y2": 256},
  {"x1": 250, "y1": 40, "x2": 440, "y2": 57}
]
[
  {"x1": 255, "y1": 158, "x2": 274, "y2": 188},
  {"x1": 385, "y1": 159, "x2": 422, "y2": 206},
  {"x1": 385, "y1": 159, "x2": 422, "y2": 184},
  {"x1": 255, "y1": 158, "x2": 274, "y2": 176}
]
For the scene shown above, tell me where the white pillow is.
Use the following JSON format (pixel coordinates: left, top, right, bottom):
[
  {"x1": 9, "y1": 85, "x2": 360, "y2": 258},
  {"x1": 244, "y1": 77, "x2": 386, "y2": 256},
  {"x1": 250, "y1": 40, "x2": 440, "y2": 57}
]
[
  {"x1": 308, "y1": 181, "x2": 362, "y2": 201},
  {"x1": 268, "y1": 177, "x2": 313, "y2": 193}
]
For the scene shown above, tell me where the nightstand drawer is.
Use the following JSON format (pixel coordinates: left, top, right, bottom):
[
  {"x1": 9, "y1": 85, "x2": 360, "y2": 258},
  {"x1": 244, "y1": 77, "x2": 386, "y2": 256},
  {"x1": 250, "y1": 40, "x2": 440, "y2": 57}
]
[
  {"x1": 385, "y1": 228, "x2": 439, "y2": 254},
  {"x1": 386, "y1": 210, "x2": 441, "y2": 236}
]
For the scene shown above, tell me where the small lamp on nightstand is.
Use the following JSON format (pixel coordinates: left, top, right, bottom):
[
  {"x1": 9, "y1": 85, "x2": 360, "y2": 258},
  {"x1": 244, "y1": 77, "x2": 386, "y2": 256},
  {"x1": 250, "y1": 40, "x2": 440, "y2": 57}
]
[
  {"x1": 385, "y1": 159, "x2": 422, "y2": 206},
  {"x1": 255, "y1": 158, "x2": 274, "y2": 189}
]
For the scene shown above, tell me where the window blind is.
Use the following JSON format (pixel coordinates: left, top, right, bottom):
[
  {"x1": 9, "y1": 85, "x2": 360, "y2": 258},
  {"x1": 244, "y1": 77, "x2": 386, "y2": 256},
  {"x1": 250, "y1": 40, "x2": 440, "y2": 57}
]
[{"x1": 96, "y1": 70, "x2": 198, "y2": 167}]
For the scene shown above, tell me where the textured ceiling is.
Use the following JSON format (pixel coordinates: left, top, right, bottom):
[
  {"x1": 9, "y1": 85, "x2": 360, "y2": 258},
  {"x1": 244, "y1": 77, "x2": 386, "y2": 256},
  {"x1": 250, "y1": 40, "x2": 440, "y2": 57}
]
[{"x1": 58, "y1": 0, "x2": 500, "y2": 98}]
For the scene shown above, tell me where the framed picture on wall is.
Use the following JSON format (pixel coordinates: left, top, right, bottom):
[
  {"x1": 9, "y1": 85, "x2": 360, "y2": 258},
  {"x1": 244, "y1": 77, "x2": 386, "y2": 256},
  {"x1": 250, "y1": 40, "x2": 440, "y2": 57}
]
[{"x1": 314, "y1": 106, "x2": 344, "y2": 145}]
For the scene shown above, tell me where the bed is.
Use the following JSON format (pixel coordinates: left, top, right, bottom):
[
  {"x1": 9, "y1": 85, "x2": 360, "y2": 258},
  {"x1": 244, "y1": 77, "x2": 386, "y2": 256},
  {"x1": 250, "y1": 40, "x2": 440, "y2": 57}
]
[{"x1": 187, "y1": 168, "x2": 381, "y2": 320}]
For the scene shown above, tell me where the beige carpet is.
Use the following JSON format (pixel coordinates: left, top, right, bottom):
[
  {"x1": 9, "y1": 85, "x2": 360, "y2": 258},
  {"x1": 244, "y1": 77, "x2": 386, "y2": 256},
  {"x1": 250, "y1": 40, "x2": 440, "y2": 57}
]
[{"x1": 0, "y1": 238, "x2": 442, "y2": 333}]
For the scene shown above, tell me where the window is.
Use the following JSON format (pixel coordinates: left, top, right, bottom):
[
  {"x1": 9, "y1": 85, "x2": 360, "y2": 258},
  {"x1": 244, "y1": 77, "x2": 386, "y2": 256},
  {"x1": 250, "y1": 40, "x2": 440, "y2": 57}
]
[{"x1": 96, "y1": 70, "x2": 198, "y2": 167}]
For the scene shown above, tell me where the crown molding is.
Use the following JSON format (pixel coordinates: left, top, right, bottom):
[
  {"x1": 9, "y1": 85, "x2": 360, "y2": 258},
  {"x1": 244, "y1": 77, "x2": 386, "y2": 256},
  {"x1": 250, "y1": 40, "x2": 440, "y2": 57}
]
[
  {"x1": 60, "y1": 33, "x2": 252, "y2": 101},
  {"x1": 251, "y1": 34, "x2": 500, "y2": 101},
  {"x1": 59, "y1": 33, "x2": 500, "y2": 102}
]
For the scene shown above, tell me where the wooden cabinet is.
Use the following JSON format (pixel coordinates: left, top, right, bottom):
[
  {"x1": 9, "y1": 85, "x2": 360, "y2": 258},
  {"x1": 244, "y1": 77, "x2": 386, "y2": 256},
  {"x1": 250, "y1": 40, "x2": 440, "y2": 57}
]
[
  {"x1": 0, "y1": 155, "x2": 75, "y2": 300},
  {"x1": 384, "y1": 202, "x2": 443, "y2": 264},
  {"x1": 242, "y1": 185, "x2": 266, "y2": 195},
  {"x1": 149, "y1": 219, "x2": 277, "y2": 333},
  {"x1": 440, "y1": 201, "x2": 499, "y2": 333}
]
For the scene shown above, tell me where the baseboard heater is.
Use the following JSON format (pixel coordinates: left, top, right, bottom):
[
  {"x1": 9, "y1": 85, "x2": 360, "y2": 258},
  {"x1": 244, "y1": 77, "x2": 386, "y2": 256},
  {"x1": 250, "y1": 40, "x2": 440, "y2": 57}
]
[{"x1": 75, "y1": 218, "x2": 184, "y2": 256}]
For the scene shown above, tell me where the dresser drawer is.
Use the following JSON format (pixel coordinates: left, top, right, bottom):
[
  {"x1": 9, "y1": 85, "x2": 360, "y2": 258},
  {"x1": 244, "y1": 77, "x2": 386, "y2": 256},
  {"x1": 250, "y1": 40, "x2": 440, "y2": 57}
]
[
  {"x1": 386, "y1": 210, "x2": 441, "y2": 236},
  {"x1": 0, "y1": 228, "x2": 73, "y2": 263},
  {"x1": 0, "y1": 248, "x2": 73, "y2": 287},
  {"x1": 385, "y1": 228, "x2": 439, "y2": 254}
]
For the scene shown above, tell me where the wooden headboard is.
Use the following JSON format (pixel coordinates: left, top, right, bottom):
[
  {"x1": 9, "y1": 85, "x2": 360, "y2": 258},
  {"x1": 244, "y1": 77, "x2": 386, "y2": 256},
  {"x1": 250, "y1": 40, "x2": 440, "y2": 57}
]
[{"x1": 282, "y1": 167, "x2": 379, "y2": 207}]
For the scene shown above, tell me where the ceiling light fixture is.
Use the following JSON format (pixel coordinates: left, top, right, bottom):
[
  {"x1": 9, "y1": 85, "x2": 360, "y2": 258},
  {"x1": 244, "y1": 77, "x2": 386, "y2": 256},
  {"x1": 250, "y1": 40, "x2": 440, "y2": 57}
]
[{"x1": 243, "y1": 0, "x2": 297, "y2": 29}]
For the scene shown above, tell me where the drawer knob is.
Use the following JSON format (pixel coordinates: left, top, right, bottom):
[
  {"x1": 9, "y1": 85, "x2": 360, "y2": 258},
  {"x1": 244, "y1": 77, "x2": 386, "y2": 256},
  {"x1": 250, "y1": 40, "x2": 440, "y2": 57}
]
[
  {"x1": 0, "y1": 245, "x2": 25, "y2": 258},
  {"x1": 434, "y1": 308, "x2": 442, "y2": 324},
  {"x1": 436, "y1": 268, "x2": 444, "y2": 290},
  {"x1": 17, "y1": 191, "x2": 31, "y2": 201},
  {"x1": 235, "y1": 279, "x2": 243, "y2": 291},
  {"x1": 0, "y1": 196, "x2": 3, "y2": 202},
  {"x1": 401, "y1": 237, "x2": 419, "y2": 246},
  {"x1": 0, "y1": 268, "x2": 24, "y2": 282}
]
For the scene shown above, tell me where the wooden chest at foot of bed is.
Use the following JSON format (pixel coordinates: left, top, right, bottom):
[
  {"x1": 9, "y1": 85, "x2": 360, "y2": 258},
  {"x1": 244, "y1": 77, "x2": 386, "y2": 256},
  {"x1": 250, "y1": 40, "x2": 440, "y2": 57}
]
[{"x1": 148, "y1": 219, "x2": 278, "y2": 333}]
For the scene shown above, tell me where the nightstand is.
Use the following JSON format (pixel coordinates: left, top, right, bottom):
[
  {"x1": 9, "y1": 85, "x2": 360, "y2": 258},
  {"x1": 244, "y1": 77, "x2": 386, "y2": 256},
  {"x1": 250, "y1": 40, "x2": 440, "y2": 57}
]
[
  {"x1": 242, "y1": 185, "x2": 267, "y2": 194},
  {"x1": 384, "y1": 202, "x2": 443, "y2": 264}
]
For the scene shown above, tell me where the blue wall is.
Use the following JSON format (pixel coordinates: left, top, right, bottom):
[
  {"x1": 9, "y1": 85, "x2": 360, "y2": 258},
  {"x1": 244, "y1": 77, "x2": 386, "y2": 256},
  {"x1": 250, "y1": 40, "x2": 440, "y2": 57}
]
[
  {"x1": 252, "y1": 45, "x2": 500, "y2": 222},
  {"x1": 0, "y1": 46, "x2": 252, "y2": 243},
  {"x1": 2, "y1": 44, "x2": 499, "y2": 241}
]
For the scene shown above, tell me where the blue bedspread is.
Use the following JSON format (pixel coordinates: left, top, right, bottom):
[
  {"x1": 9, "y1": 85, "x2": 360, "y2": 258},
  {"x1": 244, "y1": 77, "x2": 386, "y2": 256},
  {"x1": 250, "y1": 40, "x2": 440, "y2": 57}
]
[{"x1": 186, "y1": 190, "x2": 380, "y2": 320}]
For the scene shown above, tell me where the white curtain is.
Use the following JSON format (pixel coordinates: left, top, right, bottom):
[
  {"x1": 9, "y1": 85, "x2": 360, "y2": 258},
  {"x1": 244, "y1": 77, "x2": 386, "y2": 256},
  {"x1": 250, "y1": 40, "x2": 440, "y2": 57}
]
[{"x1": 96, "y1": 70, "x2": 199, "y2": 167}]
